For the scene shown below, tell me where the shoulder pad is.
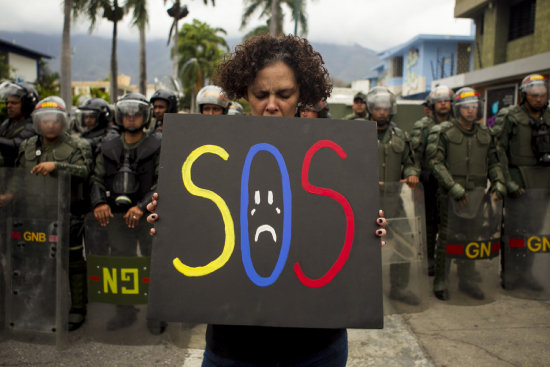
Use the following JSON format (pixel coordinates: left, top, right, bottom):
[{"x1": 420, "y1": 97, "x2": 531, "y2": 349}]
[
  {"x1": 136, "y1": 134, "x2": 162, "y2": 161},
  {"x1": 101, "y1": 134, "x2": 123, "y2": 162}
]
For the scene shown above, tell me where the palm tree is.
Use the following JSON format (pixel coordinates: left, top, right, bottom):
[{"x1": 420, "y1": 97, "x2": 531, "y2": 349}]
[
  {"x1": 77, "y1": 0, "x2": 126, "y2": 103},
  {"x1": 126, "y1": 0, "x2": 148, "y2": 95},
  {"x1": 176, "y1": 19, "x2": 228, "y2": 111},
  {"x1": 241, "y1": 0, "x2": 310, "y2": 37},
  {"x1": 165, "y1": 0, "x2": 216, "y2": 81}
]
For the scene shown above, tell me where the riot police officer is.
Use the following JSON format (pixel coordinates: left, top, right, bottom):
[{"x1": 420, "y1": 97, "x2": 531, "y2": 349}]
[
  {"x1": 369, "y1": 87, "x2": 421, "y2": 305},
  {"x1": 90, "y1": 93, "x2": 162, "y2": 332},
  {"x1": 427, "y1": 87, "x2": 506, "y2": 300},
  {"x1": 410, "y1": 85, "x2": 455, "y2": 275},
  {"x1": 17, "y1": 96, "x2": 92, "y2": 330},
  {"x1": 197, "y1": 85, "x2": 229, "y2": 115},
  {"x1": 76, "y1": 98, "x2": 113, "y2": 156},
  {"x1": 150, "y1": 88, "x2": 179, "y2": 130},
  {"x1": 0, "y1": 81, "x2": 39, "y2": 167},
  {"x1": 493, "y1": 74, "x2": 550, "y2": 291},
  {"x1": 227, "y1": 101, "x2": 245, "y2": 116},
  {"x1": 344, "y1": 92, "x2": 368, "y2": 120},
  {"x1": 297, "y1": 99, "x2": 330, "y2": 118}
]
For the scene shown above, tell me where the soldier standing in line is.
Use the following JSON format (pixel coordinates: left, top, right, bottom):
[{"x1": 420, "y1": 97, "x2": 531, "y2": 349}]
[
  {"x1": 16, "y1": 96, "x2": 92, "y2": 330},
  {"x1": 369, "y1": 86, "x2": 421, "y2": 305},
  {"x1": 150, "y1": 89, "x2": 179, "y2": 131},
  {"x1": 343, "y1": 92, "x2": 368, "y2": 120},
  {"x1": 492, "y1": 74, "x2": 550, "y2": 291},
  {"x1": 410, "y1": 86, "x2": 455, "y2": 276},
  {"x1": 0, "y1": 82, "x2": 39, "y2": 167},
  {"x1": 76, "y1": 98, "x2": 114, "y2": 157},
  {"x1": 427, "y1": 87, "x2": 506, "y2": 300},
  {"x1": 197, "y1": 85, "x2": 229, "y2": 115},
  {"x1": 90, "y1": 92, "x2": 163, "y2": 333}
]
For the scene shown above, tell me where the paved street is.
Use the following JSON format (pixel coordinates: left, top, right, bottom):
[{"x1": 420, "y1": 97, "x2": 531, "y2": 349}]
[{"x1": 1, "y1": 291, "x2": 549, "y2": 366}]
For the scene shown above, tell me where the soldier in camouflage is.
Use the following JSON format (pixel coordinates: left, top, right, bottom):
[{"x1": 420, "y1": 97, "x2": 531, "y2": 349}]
[
  {"x1": 16, "y1": 96, "x2": 92, "y2": 330},
  {"x1": 492, "y1": 74, "x2": 550, "y2": 291},
  {"x1": 369, "y1": 87, "x2": 421, "y2": 305},
  {"x1": 410, "y1": 86, "x2": 455, "y2": 276},
  {"x1": 343, "y1": 92, "x2": 368, "y2": 120},
  {"x1": 426, "y1": 87, "x2": 506, "y2": 300}
]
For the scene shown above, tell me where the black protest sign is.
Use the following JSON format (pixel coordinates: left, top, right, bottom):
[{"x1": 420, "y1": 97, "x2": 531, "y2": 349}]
[{"x1": 148, "y1": 114, "x2": 382, "y2": 329}]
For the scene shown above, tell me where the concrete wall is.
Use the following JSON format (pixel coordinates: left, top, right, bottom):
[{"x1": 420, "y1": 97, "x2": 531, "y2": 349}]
[{"x1": 8, "y1": 52, "x2": 37, "y2": 82}]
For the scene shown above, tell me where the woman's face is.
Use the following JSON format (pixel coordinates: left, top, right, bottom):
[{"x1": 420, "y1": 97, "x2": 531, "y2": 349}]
[{"x1": 246, "y1": 61, "x2": 299, "y2": 117}]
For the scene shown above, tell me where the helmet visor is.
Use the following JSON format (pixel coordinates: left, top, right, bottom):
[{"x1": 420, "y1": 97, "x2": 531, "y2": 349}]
[
  {"x1": 116, "y1": 100, "x2": 150, "y2": 128},
  {"x1": 32, "y1": 110, "x2": 68, "y2": 136},
  {"x1": 76, "y1": 109, "x2": 99, "y2": 132},
  {"x1": 0, "y1": 81, "x2": 26, "y2": 100}
]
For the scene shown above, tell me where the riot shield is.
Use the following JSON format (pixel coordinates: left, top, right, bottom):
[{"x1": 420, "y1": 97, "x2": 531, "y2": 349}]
[
  {"x1": 502, "y1": 189, "x2": 550, "y2": 299},
  {"x1": 0, "y1": 167, "x2": 70, "y2": 346},
  {"x1": 83, "y1": 212, "x2": 165, "y2": 344},
  {"x1": 440, "y1": 187, "x2": 502, "y2": 305},
  {"x1": 381, "y1": 182, "x2": 429, "y2": 314}
]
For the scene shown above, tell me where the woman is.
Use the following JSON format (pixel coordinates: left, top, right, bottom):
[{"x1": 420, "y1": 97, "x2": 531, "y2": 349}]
[{"x1": 148, "y1": 34, "x2": 386, "y2": 367}]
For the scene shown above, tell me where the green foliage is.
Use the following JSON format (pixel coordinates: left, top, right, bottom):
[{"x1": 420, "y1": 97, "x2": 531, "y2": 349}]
[
  {"x1": 241, "y1": 0, "x2": 310, "y2": 36},
  {"x1": 0, "y1": 55, "x2": 13, "y2": 80},
  {"x1": 176, "y1": 19, "x2": 229, "y2": 110},
  {"x1": 36, "y1": 60, "x2": 60, "y2": 98}
]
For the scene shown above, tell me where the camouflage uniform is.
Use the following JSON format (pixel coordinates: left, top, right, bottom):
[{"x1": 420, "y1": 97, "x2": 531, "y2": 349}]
[
  {"x1": 410, "y1": 115, "x2": 457, "y2": 272},
  {"x1": 426, "y1": 119, "x2": 505, "y2": 299},
  {"x1": 17, "y1": 132, "x2": 92, "y2": 326},
  {"x1": 492, "y1": 104, "x2": 550, "y2": 290}
]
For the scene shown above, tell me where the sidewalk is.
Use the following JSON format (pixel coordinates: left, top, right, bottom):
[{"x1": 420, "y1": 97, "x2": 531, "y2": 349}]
[{"x1": 1, "y1": 292, "x2": 549, "y2": 366}]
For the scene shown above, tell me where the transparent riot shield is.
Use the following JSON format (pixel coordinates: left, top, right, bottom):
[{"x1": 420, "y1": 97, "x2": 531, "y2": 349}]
[
  {"x1": 439, "y1": 187, "x2": 502, "y2": 305},
  {"x1": 502, "y1": 189, "x2": 550, "y2": 300},
  {"x1": 84, "y1": 212, "x2": 165, "y2": 344},
  {"x1": 0, "y1": 167, "x2": 70, "y2": 347},
  {"x1": 381, "y1": 182, "x2": 429, "y2": 314}
]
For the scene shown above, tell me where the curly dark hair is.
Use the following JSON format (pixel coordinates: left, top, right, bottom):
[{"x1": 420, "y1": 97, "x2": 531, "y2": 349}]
[{"x1": 213, "y1": 34, "x2": 332, "y2": 106}]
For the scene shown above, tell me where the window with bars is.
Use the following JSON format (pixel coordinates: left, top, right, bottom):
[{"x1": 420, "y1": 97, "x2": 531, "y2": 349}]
[
  {"x1": 391, "y1": 56, "x2": 403, "y2": 77},
  {"x1": 456, "y1": 43, "x2": 471, "y2": 74},
  {"x1": 508, "y1": 0, "x2": 536, "y2": 41}
]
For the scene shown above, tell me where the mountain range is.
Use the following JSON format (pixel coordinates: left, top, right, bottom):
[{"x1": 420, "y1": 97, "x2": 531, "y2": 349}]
[{"x1": 0, "y1": 31, "x2": 380, "y2": 85}]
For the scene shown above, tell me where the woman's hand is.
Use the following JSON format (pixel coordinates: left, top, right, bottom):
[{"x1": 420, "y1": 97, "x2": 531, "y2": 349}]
[
  {"x1": 147, "y1": 192, "x2": 159, "y2": 235},
  {"x1": 376, "y1": 209, "x2": 387, "y2": 247}
]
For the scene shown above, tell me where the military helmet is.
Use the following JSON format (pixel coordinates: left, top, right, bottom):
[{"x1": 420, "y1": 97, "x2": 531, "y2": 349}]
[
  {"x1": 366, "y1": 86, "x2": 397, "y2": 116},
  {"x1": 353, "y1": 92, "x2": 367, "y2": 104},
  {"x1": 196, "y1": 85, "x2": 229, "y2": 113},
  {"x1": 114, "y1": 93, "x2": 151, "y2": 130},
  {"x1": 31, "y1": 96, "x2": 69, "y2": 136},
  {"x1": 429, "y1": 85, "x2": 454, "y2": 106},
  {"x1": 0, "y1": 81, "x2": 39, "y2": 117},
  {"x1": 298, "y1": 99, "x2": 330, "y2": 118},
  {"x1": 227, "y1": 101, "x2": 245, "y2": 116},
  {"x1": 150, "y1": 89, "x2": 179, "y2": 113},
  {"x1": 453, "y1": 87, "x2": 484, "y2": 120},
  {"x1": 76, "y1": 98, "x2": 111, "y2": 132},
  {"x1": 519, "y1": 74, "x2": 548, "y2": 104}
]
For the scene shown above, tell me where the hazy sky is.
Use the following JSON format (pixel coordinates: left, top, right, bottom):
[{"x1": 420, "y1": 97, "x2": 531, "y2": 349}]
[{"x1": 0, "y1": 0, "x2": 472, "y2": 51}]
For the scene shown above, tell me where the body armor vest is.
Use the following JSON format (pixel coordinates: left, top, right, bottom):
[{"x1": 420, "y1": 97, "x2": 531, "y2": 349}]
[
  {"x1": 444, "y1": 121, "x2": 491, "y2": 189},
  {"x1": 378, "y1": 124, "x2": 406, "y2": 182},
  {"x1": 101, "y1": 133, "x2": 161, "y2": 211}
]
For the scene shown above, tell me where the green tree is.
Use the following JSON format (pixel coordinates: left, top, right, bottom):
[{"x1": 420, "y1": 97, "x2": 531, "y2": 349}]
[
  {"x1": 36, "y1": 60, "x2": 60, "y2": 98},
  {"x1": 176, "y1": 19, "x2": 228, "y2": 111},
  {"x1": 241, "y1": 0, "x2": 310, "y2": 36}
]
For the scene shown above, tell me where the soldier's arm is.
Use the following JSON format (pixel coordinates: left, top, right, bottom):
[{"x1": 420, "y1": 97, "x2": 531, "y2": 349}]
[
  {"x1": 493, "y1": 111, "x2": 522, "y2": 195},
  {"x1": 90, "y1": 153, "x2": 108, "y2": 208},
  {"x1": 409, "y1": 119, "x2": 426, "y2": 164},
  {"x1": 487, "y1": 135, "x2": 507, "y2": 199},
  {"x1": 136, "y1": 149, "x2": 160, "y2": 212},
  {"x1": 426, "y1": 124, "x2": 465, "y2": 200},
  {"x1": 54, "y1": 140, "x2": 90, "y2": 179}
]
